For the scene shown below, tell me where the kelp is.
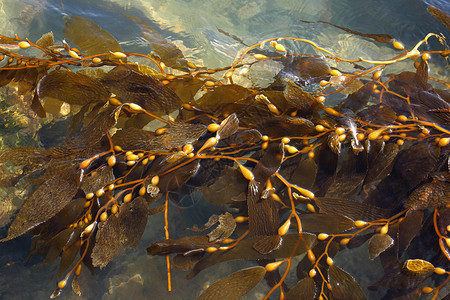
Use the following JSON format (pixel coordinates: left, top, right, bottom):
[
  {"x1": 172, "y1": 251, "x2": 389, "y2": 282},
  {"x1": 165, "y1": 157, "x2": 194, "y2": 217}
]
[{"x1": 0, "y1": 8, "x2": 449, "y2": 300}]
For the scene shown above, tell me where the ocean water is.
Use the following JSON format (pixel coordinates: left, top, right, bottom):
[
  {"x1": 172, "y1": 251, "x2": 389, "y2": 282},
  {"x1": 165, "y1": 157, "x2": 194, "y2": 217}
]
[{"x1": 0, "y1": 0, "x2": 449, "y2": 299}]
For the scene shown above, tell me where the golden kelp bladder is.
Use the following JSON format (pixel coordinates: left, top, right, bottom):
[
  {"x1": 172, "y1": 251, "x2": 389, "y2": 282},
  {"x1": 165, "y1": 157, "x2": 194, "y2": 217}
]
[{"x1": 0, "y1": 9, "x2": 449, "y2": 300}]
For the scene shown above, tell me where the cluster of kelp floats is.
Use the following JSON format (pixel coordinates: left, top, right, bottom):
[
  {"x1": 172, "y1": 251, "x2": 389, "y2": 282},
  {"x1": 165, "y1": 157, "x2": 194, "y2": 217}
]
[{"x1": 0, "y1": 11, "x2": 449, "y2": 300}]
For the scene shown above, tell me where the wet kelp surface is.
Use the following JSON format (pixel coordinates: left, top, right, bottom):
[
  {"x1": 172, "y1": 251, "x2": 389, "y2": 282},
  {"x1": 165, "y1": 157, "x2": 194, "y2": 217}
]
[{"x1": 0, "y1": 6, "x2": 449, "y2": 300}]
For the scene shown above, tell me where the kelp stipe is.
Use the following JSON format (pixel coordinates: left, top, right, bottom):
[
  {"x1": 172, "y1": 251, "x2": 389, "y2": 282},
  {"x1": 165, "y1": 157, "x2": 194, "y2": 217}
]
[{"x1": 0, "y1": 7, "x2": 449, "y2": 300}]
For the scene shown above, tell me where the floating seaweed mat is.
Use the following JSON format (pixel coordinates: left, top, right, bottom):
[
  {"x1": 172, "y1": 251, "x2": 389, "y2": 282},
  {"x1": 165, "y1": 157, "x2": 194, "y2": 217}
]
[{"x1": 0, "y1": 14, "x2": 449, "y2": 300}]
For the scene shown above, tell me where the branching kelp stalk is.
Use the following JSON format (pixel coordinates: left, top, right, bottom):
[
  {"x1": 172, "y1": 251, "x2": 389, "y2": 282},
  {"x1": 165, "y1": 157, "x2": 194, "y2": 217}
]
[{"x1": 0, "y1": 11, "x2": 449, "y2": 300}]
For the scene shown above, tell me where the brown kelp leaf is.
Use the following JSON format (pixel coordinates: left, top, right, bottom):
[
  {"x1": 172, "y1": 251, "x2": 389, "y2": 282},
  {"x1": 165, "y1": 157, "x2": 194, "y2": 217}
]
[
  {"x1": 247, "y1": 180, "x2": 278, "y2": 237},
  {"x1": 288, "y1": 157, "x2": 317, "y2": 189},
  {"x1": 313, "y1": 143, "x2": 338, "y2": 193},
  {"x1": 300, "y1": 213, "x2": 355, "y2": 233},
  {"x1": 328, "y1": 264, "x2": 367, "y2": 300},
  {"x1": 405, "y1": 181, "x2": 450, "y2": 210},
  {"x1": 43, "y1": 245, "x2": 63, "y2": 266},
  {"x1": 372, "y1": 259, "x2": 432, "y2": 290},
  {"x1": 196, "y1": 85, "x2": 252, "y2": 110},
  {"x1": 31, "y1": 91, "x2": 47, "y2": 118},
  {"x1": 101, "y1": 65, "x2": 182, "y2": 113},
  {"x1": 63, "y1": 106, "x2": 121, "y2": 150},
  {"x1": 216, "y1": 113, "x2": 239, "y2": 139},
  {"x1": 301, "y1": 20, "x2": 394, "y2": 44},
  {"x1": 15, "y1": 68, "x2": 41, "y2": 96},
  {"x1": 155, "y1": 123, "x2": 207, "y2": 150},
  {"x1": 72, "y1": 276, "x2": 81, "y2": 296},
  {"x1": 394, "y1": 142, "x2": 440, "y2": 190},
  {"x1": 253, "y1": 142, "x2": 284, "y2": 183},
  {"x1": 357, "y1": 104, "x2": 397, "y2": 125},
  {"x1": 127, "y1": 15, "x2": 187, "y2": 71},
  {"x1": 403, "y1": 259, "x2": 434, "y2": 276},
  {"x1": 398, "y1": 209, "x2": 423, "y2": 253},
  {"x1": 0, "y1": 146, "x2": 48, "y2": 166},
  {"x1": 38, "y1": 70, "x2": 109, "y2": 106},
  {"x1": 415, "y1": 59, "x2": 429, "y2": 90},
  {"x1": 315, "y1": 197, "x2": 390, "y2": 221},
  {"x1": 326, "y1": 147, "x2": 368, "y2": 197},
  {"x1": 368, "y1": 233, "x2": 394, "y2": 260},
  {"x1": 92, "y1": 214, "x2": 121, "y2": 268},
  {"x1": 158, "y1": 160, "x2": 200, "y2": 193},
  {"x1": 190, "y1": 215, "x2": 220, "y2": 232},
  {"x1": 83, "y1": 101, "x2": 115, "y2": 127},
  {"x1": 43, "y1": 160, "x2": 79, "y2": 182},
  {"x1": 217, "y1": 27, "x2": 247, "y2": 46},
  {"x1": 42, "y1": 97, "x2": 64, "y2": 116},
  {"x1": 198, "y1": 267, "x2": 266, "y2": 300},
  {"x1": 247, "y1": 143, "x2": 284, "y2": 238},
  {"x1": 67, "y1": 103, "x2": 90, "y2": 137},
  {"x1": 428, "y1": 6, "x2": 450, "y2": 30},
  {"x1": 147, "y1": 235, "x2": 217, "y2": 255},
  {"x1": 419, "y1": 91, "x2": 450, "y2": 125},
  {"x1": 364, "y1": 142, "x2": 398, "y2": 185},
  {"x1": 58, "y1": 238, "x2": 81, "y2": 277},
  {"x1": 207, "y1": 212, "x2": 236, "y2": 242},
  {"x1": 283, "y1": 81, "x2": 316, "y2": 114},
  {"x1": 260, "y1": 90, "x2": 292, "y2": 112},
  {"x1": 252, "y1": 235, "x2": 282, "y2": 254},
  {"x1": 117, "y1": 197, "x2": 148, "y2": 248},
  {"x1": 172, "y1": 253, "x2": 202, "y2": 271},
  {"x1": 281, "y1": 116, "x2": 315, "y2": 132},
  {"x1": 81, "y1": 165, "x2": 115, "y2": 195},
  {"x1": 36, "y1": 31, "x2": 54, "y2": 49},
  {"x1": 46, "y1": 198, "x2": 87, "y2": 233},
  {"x1": 327, "y1": 133, "x2": 341, "y2": 155},
  {"x1": 1, "y1": 170, "x2": 80, "y2": 241},
  {"x1": 63, "y1": 15, "x2": 123, "y2": 57},
  {"x1": 91, "y1": 198, "x2": 149, "y2": 267},
  {"x1": 187, "y1": 233, "x2": 317, "y2": 279},
  {"x1": 167, "y1": 77, "x2": 204, "y2": 103},
  {"x1": 285, "y1": 277, "x2": 316, "y2": 300},
  {"x1": 377, "y1": 222, "x2": 400, "y2": 272},
  {"x1": 199, "y1": 166, "x2": 248, "y2": 205},
  {"x1": 0, "y1": 70, "x2": 17, "y2": 87},
  {"x1": 43, "y1": 228, "x2": 75, "y2": 264},
  {"x1": 92, "y1": 198, "x2": 148, "y2": 267},
  {"x1": 112, "y1": 128, "x2": 157, "y2": 151}
]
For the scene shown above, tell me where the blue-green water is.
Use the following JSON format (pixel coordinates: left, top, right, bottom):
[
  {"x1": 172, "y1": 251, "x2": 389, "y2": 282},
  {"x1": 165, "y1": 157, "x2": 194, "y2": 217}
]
[{"x1": 0, "y1": 0, "x2": 448, "y2": 299}]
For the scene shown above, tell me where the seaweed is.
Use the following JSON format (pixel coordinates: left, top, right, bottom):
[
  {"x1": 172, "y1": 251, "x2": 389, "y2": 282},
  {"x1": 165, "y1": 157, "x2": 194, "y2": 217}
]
[{"x1": 0, "y1": 9, "x2": 449, "y2": 300}]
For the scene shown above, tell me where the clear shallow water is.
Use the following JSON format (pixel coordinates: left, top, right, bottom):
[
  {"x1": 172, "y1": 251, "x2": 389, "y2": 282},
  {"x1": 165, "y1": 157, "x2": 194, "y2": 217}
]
[{"x1": 0, "y1": 0, "x2": 449, "y2": 299}]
